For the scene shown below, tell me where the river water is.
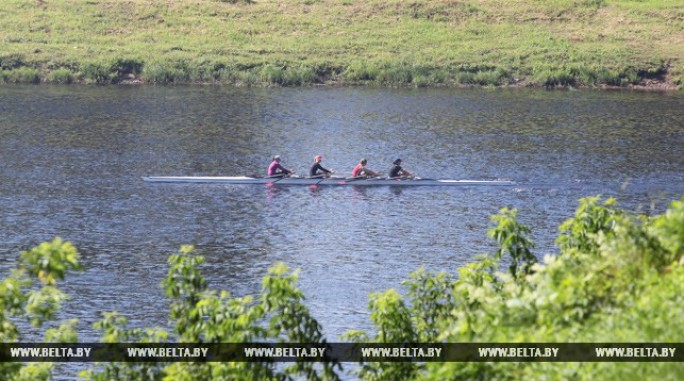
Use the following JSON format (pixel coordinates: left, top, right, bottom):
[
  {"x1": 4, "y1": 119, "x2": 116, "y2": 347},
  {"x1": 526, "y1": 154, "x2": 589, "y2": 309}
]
[{"x1": 1, "y1": 86, "x2": 683, "y2": 350}]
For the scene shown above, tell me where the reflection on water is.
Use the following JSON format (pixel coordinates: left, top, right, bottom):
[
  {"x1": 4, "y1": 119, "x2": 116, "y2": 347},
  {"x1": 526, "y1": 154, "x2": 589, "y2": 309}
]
[{"x1": 0, "y1": 86, "x2": 682, "y2": 353}]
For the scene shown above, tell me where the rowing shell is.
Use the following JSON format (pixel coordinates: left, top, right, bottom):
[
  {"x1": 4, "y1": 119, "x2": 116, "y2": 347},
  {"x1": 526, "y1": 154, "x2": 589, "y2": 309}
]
[{"x1": 142, "y1": 176, "x2": 514, "y2": 186}]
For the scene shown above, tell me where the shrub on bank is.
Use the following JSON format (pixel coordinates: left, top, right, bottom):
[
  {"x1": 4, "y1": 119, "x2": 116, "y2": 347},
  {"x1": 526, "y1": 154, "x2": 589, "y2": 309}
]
[
  {"x1": 2, "y1": 67, "x2": 41, "y2": 84},
  {"x1": 0, "y1": 58, "x2": 678, "y2": 88},
  {"x1": 45, "y1": 68, "x2": 74, "y2": 84}
]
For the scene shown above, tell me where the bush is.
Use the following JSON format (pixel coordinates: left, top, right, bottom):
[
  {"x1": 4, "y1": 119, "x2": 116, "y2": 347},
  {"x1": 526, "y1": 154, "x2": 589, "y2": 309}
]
[
  {"x1": 376, "y1": 65, "x2": 413, "y2": 85},
  {"x1": 0, "y1": 238, "x2": 82, "y2": 379},
  {"x1": 3, "y1": 197, "x2": 683, "y2": 380},
  {"x1": 4, "y1": 67, "x2": 41, "y2": 83},
  {"x1": 0, "y1": 54, "x2": 27, "y2": 70},
  {"x1": 257, "y1": 64, "x2": 286, "y2": 85},
  {"x1": 347, "y1": 196, "x2": 684, "y2": 380},
  {"x1": 343, "y1": 62, "x2": 380, "y2": 82},
  {"x1": 142, "y1": 62, "x2": 186, "y2": 84},
  {"x1": 533, "y1": 67, "x2": 577, "y2": 87},
  {"x1": 111, "y1": 58, "x2": 144, "y2": 80},
  {"x1": 82, "y1": 247, "x2": 342, "y2": 380},
  {"x1": 80, "y1": 63, "x2": 115, "y2": 84},
  {"x1": 46, "y1": 68, "x2": 74, "y2": 84}
]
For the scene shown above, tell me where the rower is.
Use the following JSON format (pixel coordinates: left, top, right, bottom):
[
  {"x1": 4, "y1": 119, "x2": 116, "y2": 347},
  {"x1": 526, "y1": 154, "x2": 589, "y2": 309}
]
[
  {"x1": 388, "y1": 158, "x2": 413, "y2": 178},
  {"x1": 309, "y1": 155, "x2": 333, "y2": 178},
  {"x1": 351, "y1": 158, "x2": 379, "y2": 178},
  {"x1": 268, "y1": 155, "x2": 294, "y2": 177}
]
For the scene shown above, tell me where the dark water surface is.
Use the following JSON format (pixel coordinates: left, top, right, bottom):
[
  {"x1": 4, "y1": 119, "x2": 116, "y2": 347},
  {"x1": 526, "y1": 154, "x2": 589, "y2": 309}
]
[{"x1": 1, "y1": 86, "x2": 683, "y2": 350}]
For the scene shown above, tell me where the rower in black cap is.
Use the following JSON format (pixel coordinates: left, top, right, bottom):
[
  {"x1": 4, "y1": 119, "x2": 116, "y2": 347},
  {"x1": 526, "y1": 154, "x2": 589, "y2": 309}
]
[{"x1": 388, "y1": 158, "x2": 413, "y2": 179}]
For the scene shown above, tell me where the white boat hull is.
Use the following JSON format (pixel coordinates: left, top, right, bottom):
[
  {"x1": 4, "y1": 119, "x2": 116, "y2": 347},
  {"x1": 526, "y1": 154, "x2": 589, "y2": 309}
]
[{"x1": 142, "y1": 176, "x2": 514, "y2": 186}]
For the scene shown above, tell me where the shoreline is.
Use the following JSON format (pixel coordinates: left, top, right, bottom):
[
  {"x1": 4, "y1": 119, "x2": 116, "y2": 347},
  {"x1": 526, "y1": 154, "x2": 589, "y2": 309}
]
[
  {"x1": 2, "y1": 77, "x2": 679, "y2": 92},
  {"x1": 1, "y1": 64, "x2": 680, "y2": 91}
]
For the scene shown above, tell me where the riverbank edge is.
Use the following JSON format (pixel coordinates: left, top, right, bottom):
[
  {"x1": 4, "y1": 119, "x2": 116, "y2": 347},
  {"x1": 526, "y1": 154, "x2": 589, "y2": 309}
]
[
  {"x1": 2, "y1": 55, "x2": 681, "y2": 91},
  {"x1": 1, "y1": 63, "x2": 680, "y2": 91}
]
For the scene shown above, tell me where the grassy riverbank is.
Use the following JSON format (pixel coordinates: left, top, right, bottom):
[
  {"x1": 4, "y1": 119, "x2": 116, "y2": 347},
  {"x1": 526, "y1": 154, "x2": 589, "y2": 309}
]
[{"x1": 1, "y1": 0, "x2": 683, "y2": 88}]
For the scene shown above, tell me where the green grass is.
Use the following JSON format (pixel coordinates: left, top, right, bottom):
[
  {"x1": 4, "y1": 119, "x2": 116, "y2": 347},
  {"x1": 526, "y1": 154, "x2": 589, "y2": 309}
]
[{"x1": 1, "y1": 0, "x2": 683, "y2": 88}]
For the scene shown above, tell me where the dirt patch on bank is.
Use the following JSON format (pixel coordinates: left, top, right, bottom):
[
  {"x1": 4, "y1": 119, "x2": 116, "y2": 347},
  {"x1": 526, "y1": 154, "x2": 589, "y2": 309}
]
[
  {"x1": 627, "y1": 76, "x2": 680, "y2": 91},
  {"x1": 629, "y1": 61, "x2": 679, "y2": 90}
]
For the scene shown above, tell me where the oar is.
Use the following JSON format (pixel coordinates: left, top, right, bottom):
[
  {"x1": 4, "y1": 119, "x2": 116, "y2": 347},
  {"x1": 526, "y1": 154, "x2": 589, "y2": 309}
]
[
  {"x1": 265, "y1": 175, "x2": 286, "y2": 185},
  {"x1": 346, "y1": 169, "x2": 384, "y2": 181},
  {"x1": 344, "y1": 176, "x2": 368, "y2": 182},
  {"x1": 266, "y1": 169, "x2": 297, "y2": 184}
]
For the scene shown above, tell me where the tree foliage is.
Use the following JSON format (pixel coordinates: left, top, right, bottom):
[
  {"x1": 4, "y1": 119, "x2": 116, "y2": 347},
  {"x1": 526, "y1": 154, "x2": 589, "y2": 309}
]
[
  {"x1": 0, "y1": 238, "x2": 83, "y2": 381},
  {"x1": 83, "y1": 247, "x2": 342, "y2": 381},
  {"x1": 2, "y1": 197, "x2": 683, "y2": 380},
  {"x1": 348, "y1": 196, "x2": 684, "y2": 380}
]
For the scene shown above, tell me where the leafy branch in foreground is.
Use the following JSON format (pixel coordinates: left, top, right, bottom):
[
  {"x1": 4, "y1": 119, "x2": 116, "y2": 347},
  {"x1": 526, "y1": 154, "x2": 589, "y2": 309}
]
[
  {"x1": 2, "y1": 196, "x2": 683, "y2": 380},
  {"x1": 346, "y1": 196, "x2": 684, "y2": 380},
  {"x1": 488, "y1": 207, "x2": 537, "y2": 279},
  {"x1": 0, "y1": 238, "x2": 83, "y2": 381},
  {"x1": 84, "y1": 246, "x2": 341, "y2": 381}
]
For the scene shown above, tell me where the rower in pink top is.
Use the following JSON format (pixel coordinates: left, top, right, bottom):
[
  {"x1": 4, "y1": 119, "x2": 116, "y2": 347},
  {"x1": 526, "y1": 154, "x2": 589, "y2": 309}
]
[
  {"x1": 268, "y1": 155, "x2": 294, "y2": 177},
  {"x1": 351, "y1": 158, "x2": 379, "y2": 178}
]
